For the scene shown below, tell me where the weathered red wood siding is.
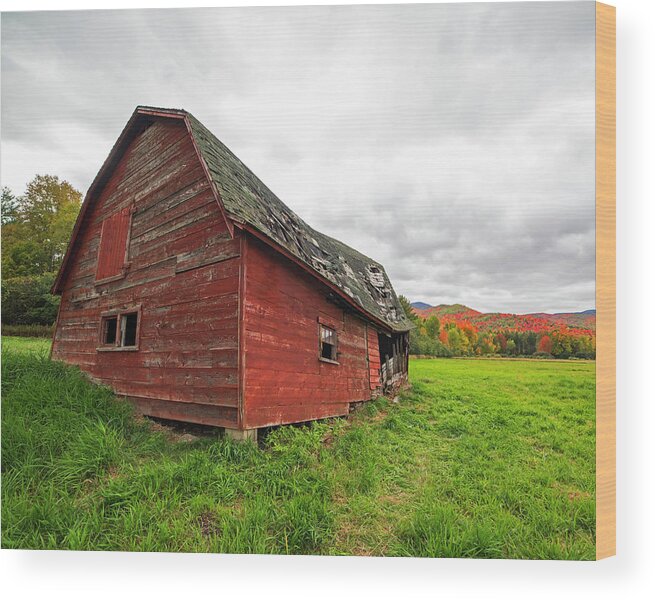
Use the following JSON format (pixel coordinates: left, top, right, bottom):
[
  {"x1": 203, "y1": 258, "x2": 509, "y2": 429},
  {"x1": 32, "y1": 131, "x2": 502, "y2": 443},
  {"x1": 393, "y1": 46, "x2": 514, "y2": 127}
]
[
  {"x1": 52, "y1": 118, "x2": 241, "y2": 427},
  {"x1": 367, "y1": 326, "x2": 382, "y2": 392},
  {"x1": 241, "y1": 234, "x2": 373, "y2": 429}
]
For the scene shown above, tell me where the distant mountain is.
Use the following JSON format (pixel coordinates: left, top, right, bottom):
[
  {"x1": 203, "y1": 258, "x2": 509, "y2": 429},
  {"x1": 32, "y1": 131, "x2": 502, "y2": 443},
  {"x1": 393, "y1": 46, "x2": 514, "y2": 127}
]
[
  {"x1": 526, "y1": 310, "x2": 596, "y2": 329},
  {"x1": 412, "y1": 303, "x2": 595, "y2": 334},
  {"x1": 427, "y1": 303, "x2": 481, "y2": 318},
  {"x1": 410, "y1": 302, "x2": 433, "y2": 310}
]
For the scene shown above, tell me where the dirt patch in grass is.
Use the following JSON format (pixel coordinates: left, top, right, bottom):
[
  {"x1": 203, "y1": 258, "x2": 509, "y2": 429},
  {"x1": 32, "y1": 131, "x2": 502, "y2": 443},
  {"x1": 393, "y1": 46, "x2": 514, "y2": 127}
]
[
  {"x1": 197, "y1": 511, "x2": 221, "y2": 538},
  {"x1": 551, "y1": 481, "x2": 592, "y2": 502},
  {"x1": 378, "y1": 494, "x2": 406, "y2": 506}
]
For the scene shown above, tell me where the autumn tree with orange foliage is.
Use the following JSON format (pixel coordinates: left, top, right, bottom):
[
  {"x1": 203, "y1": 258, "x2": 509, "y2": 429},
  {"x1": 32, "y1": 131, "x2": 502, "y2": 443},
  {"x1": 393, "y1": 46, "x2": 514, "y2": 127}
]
[{"x1": 537, "y1": 335, "x2": 553, "y2": 354}]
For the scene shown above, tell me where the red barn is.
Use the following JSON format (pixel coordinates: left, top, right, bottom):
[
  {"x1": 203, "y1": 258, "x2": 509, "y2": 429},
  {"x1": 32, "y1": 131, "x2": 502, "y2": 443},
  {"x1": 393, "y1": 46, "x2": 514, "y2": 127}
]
[{"x1": 52, "y1": 106, "x2": 411, "y2": 440}]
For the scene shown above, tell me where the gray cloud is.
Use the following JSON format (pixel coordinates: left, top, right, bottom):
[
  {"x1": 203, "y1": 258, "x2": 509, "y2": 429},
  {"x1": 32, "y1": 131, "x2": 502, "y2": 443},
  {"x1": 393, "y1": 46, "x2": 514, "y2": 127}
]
[{"x1": 1, "y1": 2, "x2": 595, "y2": 313}]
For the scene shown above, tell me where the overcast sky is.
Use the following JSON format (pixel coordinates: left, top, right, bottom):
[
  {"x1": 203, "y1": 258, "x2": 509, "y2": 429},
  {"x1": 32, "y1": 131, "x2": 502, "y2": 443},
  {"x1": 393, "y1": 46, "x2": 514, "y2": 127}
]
[{"x1": 1, "y1": 2, "x2": 596, "y2": 313}]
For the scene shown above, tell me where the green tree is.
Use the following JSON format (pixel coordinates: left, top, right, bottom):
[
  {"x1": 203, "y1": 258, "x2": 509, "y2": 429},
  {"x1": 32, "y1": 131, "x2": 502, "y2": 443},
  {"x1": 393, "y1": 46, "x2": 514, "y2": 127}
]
[
  {"x1": 447, "y1": 327, "x2": 463, "y2": 355},
  {"x1": 2, "y1": 239, "x2": 52, "y2": 277},
  {"x1": 1, "y1": 273, "x2": 59, "y2": 325},
  {"x1": 1, "y1": 187, "x2": 19, "y2": 225},
  {"x1": 477, "y1": 335, "x2": 497, "y2": 355},
  {"x1": 19, "y1": 175, "x2": 82, "y2": 272},
  {"x1": 1, "y1": 175, "x2": 82, "y2": 279},
  {"x1": 424, "y1": 315, "x2": 441, "y2": 339},
  {"x1": 398, "y1": 295, "x2": 420, "y2": 325},
  {"x1": 551, "y1": 332, "x2": 573, "y2": 358}
]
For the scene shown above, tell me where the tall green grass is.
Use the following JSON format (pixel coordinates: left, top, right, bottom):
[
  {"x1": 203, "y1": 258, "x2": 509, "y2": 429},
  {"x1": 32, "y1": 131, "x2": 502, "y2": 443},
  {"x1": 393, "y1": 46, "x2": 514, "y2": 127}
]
[{"x1": 1, "y1": 337, "x2": 596, "y2": 558}]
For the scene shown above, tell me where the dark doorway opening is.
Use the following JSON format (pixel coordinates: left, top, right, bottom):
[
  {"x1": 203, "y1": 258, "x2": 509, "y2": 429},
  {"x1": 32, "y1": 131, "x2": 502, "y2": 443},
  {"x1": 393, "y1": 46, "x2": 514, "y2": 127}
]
[{"x1": 377, "y1": 331, "x2": 408, "y2": 390}]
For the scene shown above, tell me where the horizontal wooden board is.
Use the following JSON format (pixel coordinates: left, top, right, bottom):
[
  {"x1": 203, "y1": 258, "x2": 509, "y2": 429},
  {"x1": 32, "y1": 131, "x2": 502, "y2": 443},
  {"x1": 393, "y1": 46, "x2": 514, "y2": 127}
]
[{"x1": 128, "y1": 395, "x2": 238, "y2": 427}]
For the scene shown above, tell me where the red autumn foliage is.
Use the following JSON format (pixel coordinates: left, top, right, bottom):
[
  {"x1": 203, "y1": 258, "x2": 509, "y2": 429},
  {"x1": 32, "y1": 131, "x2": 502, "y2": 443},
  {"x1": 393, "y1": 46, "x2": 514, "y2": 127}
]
[
  {"x1": 439, "y1": 328, "x2": 449, "y2": 345},
  {"x1": 537, "y1": 335, "x2": 553, "y2": 354},
  {"x1": 415, "y1": 304, "x2": 595, "y2": 338},
  {"x1": 496, "y1": 332, "x2": 507, "y2": 352},
  {"x1": 412, "y1": 304, "x2": 595, "y2": 358}
]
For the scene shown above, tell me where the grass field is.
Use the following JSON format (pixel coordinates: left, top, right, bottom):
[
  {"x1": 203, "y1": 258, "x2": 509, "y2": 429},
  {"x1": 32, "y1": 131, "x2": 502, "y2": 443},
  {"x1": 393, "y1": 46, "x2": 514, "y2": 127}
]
[{"x1": 1, "y1": 336, "x2": 596, "y2": 558}]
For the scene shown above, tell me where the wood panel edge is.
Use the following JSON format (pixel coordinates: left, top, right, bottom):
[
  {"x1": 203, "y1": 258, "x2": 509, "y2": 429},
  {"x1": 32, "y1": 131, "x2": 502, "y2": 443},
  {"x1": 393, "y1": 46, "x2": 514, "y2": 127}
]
[{"x1": 595, "y1": 0, "x2": 616, "y2": 561}]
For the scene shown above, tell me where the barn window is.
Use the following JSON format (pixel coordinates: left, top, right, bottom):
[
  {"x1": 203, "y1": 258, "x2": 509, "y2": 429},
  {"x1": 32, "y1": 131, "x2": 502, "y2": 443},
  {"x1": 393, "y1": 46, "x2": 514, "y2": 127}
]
[
  {"x1": 120, "y1": 313, "x2": 138, "y2": 347},
  {"x1": 101, "y1": 316, "x2": 118, "y2": 345},
  {"x1": 95, "y1": 206, "x2": 132, "y2": 283},
  {"x1": 319, "y1": 324, "x2": 338, "y2": 363},
  {"x1": 98, "y1": 307, "x2": 140, "y2": 351}
]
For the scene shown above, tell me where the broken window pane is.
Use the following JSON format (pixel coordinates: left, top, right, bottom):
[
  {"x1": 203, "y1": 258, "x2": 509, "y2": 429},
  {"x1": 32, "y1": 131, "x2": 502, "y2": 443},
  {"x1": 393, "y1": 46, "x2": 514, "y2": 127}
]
[{"x1": 320, "y1": 325, "x2": 337, "y2": 361}]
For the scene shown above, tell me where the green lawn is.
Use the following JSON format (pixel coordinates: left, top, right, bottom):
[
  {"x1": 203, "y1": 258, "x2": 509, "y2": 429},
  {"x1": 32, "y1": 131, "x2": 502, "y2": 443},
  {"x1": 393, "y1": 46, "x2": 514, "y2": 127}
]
[
  {"x1": 1, "y1": 336, "x2": 596, "y2": 558},
  {"x1": 1, "y1": 335, "x2": 53, "y2": 355}
]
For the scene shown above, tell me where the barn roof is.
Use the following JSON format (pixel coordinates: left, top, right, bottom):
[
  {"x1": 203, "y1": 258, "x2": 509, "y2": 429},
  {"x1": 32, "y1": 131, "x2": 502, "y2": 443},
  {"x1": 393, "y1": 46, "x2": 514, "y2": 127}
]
[{"x1": 55, "y1": 106, "x2": 412, "y2": 332}]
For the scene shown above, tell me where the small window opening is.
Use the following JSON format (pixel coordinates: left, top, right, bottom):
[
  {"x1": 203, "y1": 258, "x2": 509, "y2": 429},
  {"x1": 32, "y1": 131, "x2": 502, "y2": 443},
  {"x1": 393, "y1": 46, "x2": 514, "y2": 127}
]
[
  {"x1": 102, "y1": 316, "x2": 118, "y2": 345},
  {"x1": 121, "y1": 313, "x2": 138, "y2": 347},
  {"x1": 320, "y1": 325, "x2": 337, "y2": 362}
]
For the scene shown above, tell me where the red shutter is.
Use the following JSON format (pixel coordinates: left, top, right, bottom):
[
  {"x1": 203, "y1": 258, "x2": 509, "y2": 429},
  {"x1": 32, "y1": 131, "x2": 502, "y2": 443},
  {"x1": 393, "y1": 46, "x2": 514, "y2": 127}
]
[{"x1": 96, "y1": 207, "x2": 131, "y2": 281}]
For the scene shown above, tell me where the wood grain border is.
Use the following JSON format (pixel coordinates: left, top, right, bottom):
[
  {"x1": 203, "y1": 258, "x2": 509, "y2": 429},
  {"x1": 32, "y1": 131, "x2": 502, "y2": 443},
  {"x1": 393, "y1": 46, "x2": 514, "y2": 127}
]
[{"x1": 595, "y1": 1, "x2": 616, "y2": 560}]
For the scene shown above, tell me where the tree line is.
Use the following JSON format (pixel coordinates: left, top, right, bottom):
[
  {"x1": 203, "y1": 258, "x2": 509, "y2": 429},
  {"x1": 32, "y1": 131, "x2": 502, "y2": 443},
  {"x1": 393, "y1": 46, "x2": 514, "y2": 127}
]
[
  {"x1": 398, "y1": 296, "x2": 595, "y2": 360},
  {"x1": 1, "y1": 175, "x2": 82, "y2": 329}
]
